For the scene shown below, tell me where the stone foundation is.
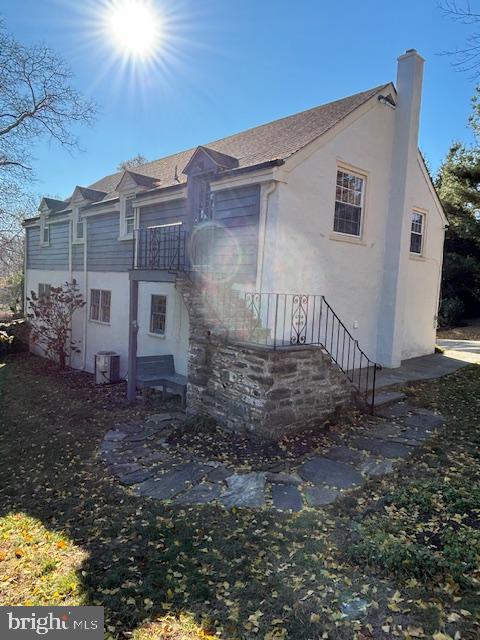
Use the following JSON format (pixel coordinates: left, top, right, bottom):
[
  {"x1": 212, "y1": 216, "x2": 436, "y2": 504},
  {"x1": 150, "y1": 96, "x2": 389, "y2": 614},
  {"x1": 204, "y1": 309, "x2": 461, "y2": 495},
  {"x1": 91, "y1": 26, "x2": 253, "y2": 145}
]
[
  {"x1": 188, "y1": 336, "x2": 355, "y2": 439},
  {"x1": 176, "y1": 274, "x2": 356, "y2": 440}
]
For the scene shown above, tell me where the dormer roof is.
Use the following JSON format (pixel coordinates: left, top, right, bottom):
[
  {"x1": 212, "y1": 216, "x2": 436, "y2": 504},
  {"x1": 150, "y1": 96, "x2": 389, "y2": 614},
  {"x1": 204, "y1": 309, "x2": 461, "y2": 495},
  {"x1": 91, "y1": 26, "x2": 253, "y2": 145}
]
[
  {"x1": 115, "y1": 170, "x2": 160, "y2": 192},
  {"x1": 71, "y1": 186, "x2": 107, "y2": 204},
  {"x1": 182, "y1": 146, "x2": 239, "y2": 176},
  {"x1": 39, "y1": 197, "x2": 66, "y2": 213}
]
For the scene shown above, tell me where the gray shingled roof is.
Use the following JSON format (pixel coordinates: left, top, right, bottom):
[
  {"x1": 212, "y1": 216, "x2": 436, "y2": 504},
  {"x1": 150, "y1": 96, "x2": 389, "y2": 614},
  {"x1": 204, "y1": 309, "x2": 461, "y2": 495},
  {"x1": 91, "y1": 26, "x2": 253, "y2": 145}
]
[{"x1": 83, "y1": 84, "x2": 389, "y2": 203}]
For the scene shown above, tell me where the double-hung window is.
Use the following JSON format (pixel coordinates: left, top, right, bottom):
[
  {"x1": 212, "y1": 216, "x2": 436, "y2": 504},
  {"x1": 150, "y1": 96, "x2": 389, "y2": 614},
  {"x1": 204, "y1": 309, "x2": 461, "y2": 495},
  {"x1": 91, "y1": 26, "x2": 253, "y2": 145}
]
[
  {"x1": 120, "y1": 194, "x2": 136, "y2": 238},
  {"x1": 150, "y1": 294, "x2": 167, "y2": 335},
  {"x1": 38, "y1": 283, "x2": 51, "y2": 300},
  {"x1": 73, "y1": 207, "x2": 84, "y2": 243},
  {"x1": 410, "y1": 211, "x2": 425, "y2": 255},
  {"x1": 90, "y1": 289, "x2": 111, "y2": 324},
  {"x1": 40, "y1": 214, "x2": 49, "y2": 246},
  {"x1": 333, "y1": 169, "x2": 365, "y2": 236}
]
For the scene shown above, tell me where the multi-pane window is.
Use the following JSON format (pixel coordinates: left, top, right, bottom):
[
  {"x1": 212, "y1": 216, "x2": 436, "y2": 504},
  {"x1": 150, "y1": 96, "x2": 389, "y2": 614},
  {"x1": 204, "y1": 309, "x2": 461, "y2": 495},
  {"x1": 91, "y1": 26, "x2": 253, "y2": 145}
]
[
  {"x1": 38, "y1": 283, "x2": 51, "y2": 300},
  {"x1": 73, "y1": 207, "x2": 84, "y2": 242},
  {"x1": 150, "y1": 294, "x2": 167, "y2": 335},
  {"x1": 90, "y1": 289, "x2": 111, "y2": 323},
  {"x1": 76, "y1": 220, "x2": 84, "y2": 239},
  {"x1": 125, "y1": 196, "x2": 135, "y2": 235},
  {"x1": 410, "y1": 212, "x2": 424, "y2": 254},
  {"x1": 333, "y1": 169, "x2": 365, "y2": 236}
]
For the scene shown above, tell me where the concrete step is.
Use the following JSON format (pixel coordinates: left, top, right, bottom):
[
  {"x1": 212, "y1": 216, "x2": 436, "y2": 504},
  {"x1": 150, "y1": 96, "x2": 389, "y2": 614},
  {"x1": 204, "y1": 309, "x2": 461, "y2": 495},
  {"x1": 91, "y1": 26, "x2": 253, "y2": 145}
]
[{"x1": 370, "y1": 390, "x2": 406, "y2": 408}]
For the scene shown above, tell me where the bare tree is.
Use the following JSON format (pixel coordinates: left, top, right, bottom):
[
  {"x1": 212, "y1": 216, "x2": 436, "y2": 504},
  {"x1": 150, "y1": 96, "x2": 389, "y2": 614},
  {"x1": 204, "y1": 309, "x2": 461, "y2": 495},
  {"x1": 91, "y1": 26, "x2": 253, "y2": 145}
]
[
  {"x1": 440, "y1": 1, "x2": 480, "y2": 77},
  {"x1": 0, "y1": 19, "x2": 96, "y2": 258},
  {"x1": 117, "y1": 154, "x2": 148, "y2": 171}
]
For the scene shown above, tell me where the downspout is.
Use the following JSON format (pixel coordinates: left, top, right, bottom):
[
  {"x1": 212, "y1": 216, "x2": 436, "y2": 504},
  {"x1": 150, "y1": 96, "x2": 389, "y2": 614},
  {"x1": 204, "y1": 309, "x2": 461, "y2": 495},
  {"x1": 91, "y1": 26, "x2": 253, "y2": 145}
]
[
  {"x1": 23, "y1": 229, "x2": 27, "y2": 316},
  {"x1": 82, "y1": 217, "x2": 88, "y2": 370},
  {"x1": 68, "y1": 220, "x2": 73, "y2": 280},
  {"x1": 68, "y1": 219, "x2": 73, "y2": 366},
  {"x1": 257, "y1": 181, "x2": 277, "y2": 291}
]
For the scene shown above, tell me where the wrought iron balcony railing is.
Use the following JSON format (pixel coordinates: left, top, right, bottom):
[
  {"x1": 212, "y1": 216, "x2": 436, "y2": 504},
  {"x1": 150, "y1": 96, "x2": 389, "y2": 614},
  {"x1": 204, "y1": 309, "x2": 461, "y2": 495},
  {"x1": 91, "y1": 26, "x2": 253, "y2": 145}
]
[{"x1": 134, "y1": 224, "x2": 186, "y2": 271}]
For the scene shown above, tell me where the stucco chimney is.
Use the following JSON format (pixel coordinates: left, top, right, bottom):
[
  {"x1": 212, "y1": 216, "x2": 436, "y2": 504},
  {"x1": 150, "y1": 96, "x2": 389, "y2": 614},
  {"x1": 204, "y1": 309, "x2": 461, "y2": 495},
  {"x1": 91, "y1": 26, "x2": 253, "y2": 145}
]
[{"x1": 377, "y1": 50, "x2": 425, "y2": 368}]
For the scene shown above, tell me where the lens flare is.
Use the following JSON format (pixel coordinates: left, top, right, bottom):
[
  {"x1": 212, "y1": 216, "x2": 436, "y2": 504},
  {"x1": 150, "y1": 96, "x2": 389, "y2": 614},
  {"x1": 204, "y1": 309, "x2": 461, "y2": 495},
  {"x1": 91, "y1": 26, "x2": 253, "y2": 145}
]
[{"x1": 103, "y1": 0, "x2": 162, "y2": 60}]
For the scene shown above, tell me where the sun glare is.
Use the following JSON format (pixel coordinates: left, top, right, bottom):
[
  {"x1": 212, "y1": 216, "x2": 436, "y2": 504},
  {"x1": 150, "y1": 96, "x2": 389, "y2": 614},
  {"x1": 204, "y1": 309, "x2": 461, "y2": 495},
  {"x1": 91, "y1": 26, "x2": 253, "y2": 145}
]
[{"x1": 103, "y1": 0, "x2": 162, "y2": 60}]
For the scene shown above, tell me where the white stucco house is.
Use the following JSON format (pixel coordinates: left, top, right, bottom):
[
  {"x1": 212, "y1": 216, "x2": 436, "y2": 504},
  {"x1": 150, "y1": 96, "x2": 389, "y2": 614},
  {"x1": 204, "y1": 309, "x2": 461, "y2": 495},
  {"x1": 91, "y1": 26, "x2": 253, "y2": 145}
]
[{"x1": 23, "y1": 50, "x2": 447, "y2": 429}]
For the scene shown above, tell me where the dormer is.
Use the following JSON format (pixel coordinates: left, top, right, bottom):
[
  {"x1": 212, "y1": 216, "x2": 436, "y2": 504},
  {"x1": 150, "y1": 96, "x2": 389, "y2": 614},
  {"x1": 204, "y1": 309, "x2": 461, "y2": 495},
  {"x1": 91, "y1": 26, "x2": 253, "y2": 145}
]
[
  {"x1": 183, "y1": 146, "x2": 239, "y2": 177},
  {"x1": 183, "y1": 147, "x2": 239, "y2": 223},
  {"x1": 70, "y1": 186, "x2": 107, "y2": 243},
  {"x1": 37, "y1": 197, "x2": 66, "y2": 246},
  {"x1": 115, "y1": 170, "x2": 160, "y2": 240}
]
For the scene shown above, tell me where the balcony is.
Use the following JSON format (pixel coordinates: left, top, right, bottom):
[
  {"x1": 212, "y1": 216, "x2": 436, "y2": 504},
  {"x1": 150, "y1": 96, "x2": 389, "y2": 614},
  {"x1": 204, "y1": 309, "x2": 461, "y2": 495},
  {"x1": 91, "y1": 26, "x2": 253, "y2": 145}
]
[{"x1": 134, "y1": 224, "x2": 187, "y2": 271}]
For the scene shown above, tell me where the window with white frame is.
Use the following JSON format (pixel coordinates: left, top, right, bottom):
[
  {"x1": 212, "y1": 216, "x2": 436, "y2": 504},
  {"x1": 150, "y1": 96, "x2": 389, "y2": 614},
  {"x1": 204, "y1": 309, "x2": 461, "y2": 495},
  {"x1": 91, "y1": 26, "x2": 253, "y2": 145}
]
[
  {"x1": 40, "y1": 215, "x2": 49, "y2": 246},
  {"x1": 150, "y1": 294, "x2": 167, "y2": 335},
  {"x1": 73, "y1": 207, "x2": 84, "y2": 242},
  {"x1": 38, "y1": 283, "x2": 51, "y2": 300},
  {"x1": 120, "y1": 194, "x2": 136, "y2": 238},
  {"x1": 410, "y1": 211, "x2": 425, "y2": 255},
  {"x1": 90, "y1": 289, "x2": 111, "y2": 323},
  {"x1": 333, "y1": 169, "x2": 365, "y2": 236}
]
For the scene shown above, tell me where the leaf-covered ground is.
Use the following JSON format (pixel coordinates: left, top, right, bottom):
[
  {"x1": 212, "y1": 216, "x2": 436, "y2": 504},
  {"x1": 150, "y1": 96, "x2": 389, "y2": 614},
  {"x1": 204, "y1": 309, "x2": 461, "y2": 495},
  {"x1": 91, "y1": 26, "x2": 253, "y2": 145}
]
[{"x1": 0, "y1": 354, "x2": 479, "y2": 639}]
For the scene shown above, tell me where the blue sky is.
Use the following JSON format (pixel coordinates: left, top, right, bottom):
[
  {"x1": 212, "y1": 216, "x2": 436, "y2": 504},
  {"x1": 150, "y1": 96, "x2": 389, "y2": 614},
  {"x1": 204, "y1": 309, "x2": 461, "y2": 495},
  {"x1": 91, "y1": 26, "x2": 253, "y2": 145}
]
[{"x1": 0, "y1": 0, "x2": 477, "y2": 200}]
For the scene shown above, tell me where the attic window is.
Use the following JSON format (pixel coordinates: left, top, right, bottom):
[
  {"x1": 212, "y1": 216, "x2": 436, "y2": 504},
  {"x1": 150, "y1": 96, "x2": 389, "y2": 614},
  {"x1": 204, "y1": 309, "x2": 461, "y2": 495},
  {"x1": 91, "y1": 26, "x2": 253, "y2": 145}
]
[
  {"x1": 120, "y1": 194, "x2": 136, "y2": 239},
  {"x1": 40, "y1": 214, "x2": 49, "y2": 246}
]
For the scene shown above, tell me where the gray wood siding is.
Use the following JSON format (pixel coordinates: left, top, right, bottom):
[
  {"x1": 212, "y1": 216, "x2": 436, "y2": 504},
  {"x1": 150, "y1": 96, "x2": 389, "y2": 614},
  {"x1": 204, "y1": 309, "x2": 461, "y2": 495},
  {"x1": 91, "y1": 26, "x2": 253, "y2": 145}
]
[
  {"x1": 139, "y1": 198, "x2": 187, "y2": 227},
  {"x1": 87, "y1": 213, "x2": 133, "y2": 272},
  {"x1": 72, "y1": 243, "x2": 84, "y2": 271},
  {"x1": 213, "y1": 184, "x2": 260, "y2": 282},
  {"x1": 26, "y1": 223, "x2": 69, "y2": 270}
]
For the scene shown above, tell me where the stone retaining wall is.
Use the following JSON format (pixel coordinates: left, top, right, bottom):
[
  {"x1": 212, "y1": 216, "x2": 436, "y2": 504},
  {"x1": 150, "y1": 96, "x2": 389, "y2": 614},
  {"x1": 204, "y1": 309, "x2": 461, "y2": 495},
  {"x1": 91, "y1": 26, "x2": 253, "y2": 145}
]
[{"x1": 177, "y1": 274, "x2": 356, "y2": 439}]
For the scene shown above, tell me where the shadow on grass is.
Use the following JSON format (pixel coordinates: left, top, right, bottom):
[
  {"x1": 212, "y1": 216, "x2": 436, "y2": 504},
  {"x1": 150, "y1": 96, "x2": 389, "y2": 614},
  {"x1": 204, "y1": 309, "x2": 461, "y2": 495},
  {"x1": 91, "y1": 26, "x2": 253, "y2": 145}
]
[{"x1": 0, "y1": 354, "x2": 335, "y2": 639}]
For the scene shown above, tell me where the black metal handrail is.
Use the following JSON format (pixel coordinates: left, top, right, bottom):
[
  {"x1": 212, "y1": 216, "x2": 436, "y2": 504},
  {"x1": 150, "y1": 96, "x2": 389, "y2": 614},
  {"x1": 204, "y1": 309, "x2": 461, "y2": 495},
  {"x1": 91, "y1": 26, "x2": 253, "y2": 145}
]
[
  {"x1": 213, "y1": 290, "x2": 379, "y2": 411},
  {"x1": 134, "y1": 225, "x2": 186, "y2": 271}
]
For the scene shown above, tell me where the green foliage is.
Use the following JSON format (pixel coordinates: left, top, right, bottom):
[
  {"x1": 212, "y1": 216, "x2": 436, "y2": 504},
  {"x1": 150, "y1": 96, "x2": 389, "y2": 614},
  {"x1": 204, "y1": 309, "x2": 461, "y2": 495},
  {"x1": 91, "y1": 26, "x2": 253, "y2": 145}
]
[
  {"x1": 436, "y1": 119, "x2": 480, "y2": 322},
  {"x1": 438, "y1": 296, "x2": 466, "y2": 327}
]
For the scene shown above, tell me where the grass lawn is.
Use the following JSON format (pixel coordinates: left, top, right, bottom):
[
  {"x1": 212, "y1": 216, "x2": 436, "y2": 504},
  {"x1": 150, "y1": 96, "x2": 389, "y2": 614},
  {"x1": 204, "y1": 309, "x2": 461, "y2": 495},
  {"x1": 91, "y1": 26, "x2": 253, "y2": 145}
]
[{"x1": 0, "y1": 354, "x2": 479, "y2": 639}]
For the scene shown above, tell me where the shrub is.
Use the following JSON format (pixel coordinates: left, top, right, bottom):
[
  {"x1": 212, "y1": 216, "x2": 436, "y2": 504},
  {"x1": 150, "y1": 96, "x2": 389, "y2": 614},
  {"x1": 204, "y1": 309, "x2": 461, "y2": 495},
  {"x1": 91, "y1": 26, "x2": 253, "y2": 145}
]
[
  {"x1": 27, "y1": 280, "x2": 85, "y2": 369},
  {"x1": 438, "y1": 296, "x2": 466, "y2": 328}
]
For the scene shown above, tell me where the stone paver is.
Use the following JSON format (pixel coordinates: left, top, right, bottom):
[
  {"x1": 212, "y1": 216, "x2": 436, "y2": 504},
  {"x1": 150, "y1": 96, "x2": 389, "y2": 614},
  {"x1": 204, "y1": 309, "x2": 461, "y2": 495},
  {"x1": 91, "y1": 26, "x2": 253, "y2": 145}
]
[
  {"x1": 265, "y1": 472, "x2": 302, "y2": 485},
  {"x1": 351, "y1": 436, "x2": 412, "y2": 459},
  {"x1": 220, "y1": 473, "x2": 266, "y2": 509},
  {"x1": 300, "y1": 457, "x2": 364, "y2": 489},
  {"x1": 404, "y1": 412, "x2": 444, "y2": 430},
  {"x1": 324, "y1": 445, "x2": 366, "y2": 466},
  {"x1": 119, "y1": 469, "x2": 154, "y2": 486},
  {"x1": 175, "y1": 482, "x2": 223, "y2": 505},
  {"x1": 133, "y1": 462, "x2": 211, "y2": 500},
  {"x1": 359, "y1": 458, "x2": 394, "y2": 476},
  {"x1": 101, "y1": 400, "x2": 445, "y2": 511},
  {"x1": 305, "y1": 486, "x2": 340, "y2": 507},
  {"x1": 271, "y1": 484, "x2": 303, "y2": 512}
]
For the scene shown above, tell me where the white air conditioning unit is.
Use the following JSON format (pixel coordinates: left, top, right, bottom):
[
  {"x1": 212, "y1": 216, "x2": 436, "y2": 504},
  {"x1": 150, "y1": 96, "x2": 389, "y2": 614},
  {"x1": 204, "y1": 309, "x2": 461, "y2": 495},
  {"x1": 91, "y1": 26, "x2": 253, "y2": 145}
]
[{"x1": 95, "y1": 351, "x2": 120, "y2": 385}]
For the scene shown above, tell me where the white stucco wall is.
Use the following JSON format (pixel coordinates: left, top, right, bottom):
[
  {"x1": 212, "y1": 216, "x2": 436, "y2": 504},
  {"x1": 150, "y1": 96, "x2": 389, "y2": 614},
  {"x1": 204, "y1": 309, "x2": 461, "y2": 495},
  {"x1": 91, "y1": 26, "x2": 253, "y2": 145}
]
[
  {"x1": 401, "y1": 161, "x2": 445, "y2": 359},
  {"x1": 260, "y1": 100, "x2": 445, "y2": 365},
  {"x1": 25, "y1": 268, "x2": 190, "y2": 379}
]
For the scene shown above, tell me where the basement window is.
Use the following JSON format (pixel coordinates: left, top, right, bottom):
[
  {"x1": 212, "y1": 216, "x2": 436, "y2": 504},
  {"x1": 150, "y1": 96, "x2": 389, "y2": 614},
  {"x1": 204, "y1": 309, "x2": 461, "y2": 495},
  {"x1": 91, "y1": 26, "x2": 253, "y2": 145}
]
[
  {"x1": 410, "y1": 211, "x2": 425, "y2": 255},
  {"x1": 333, "y1": 169, "x2": 365, "y2": 236},
  {"x1": 90, "y1": 289, "x2": 111, "y2": 324},
  {"x1": 38, "y1": 283, "x2": 51, "y2": 300}
]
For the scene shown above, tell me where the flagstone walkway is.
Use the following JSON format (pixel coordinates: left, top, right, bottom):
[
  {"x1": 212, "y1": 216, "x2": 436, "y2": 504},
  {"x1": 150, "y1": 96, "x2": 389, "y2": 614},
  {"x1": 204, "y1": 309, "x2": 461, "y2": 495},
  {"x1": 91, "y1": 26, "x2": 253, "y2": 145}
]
[{"x1": 99, "y1": 400, "x2": 444, "y2": 512}]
